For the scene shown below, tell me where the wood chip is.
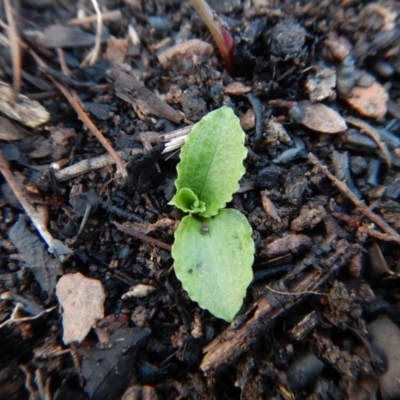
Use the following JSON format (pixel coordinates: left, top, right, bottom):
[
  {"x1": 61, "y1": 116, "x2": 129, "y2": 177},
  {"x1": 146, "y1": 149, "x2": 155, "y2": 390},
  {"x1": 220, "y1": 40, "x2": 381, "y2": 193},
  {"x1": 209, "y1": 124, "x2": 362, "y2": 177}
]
[
  {"x1": 290, "y1": 100, "x2": 347, "y2": 133},
  {"x1": 0, "y1": 81, "x2": 50, "y2": 128},
  {"x1": 0, "y1": 116, "x2": 28, "y2": 141},
  {"x1": 344, "y1": 81, "x2": 388, "y2": 120},
  {"x1": 104, "y1": 37, "x2": 128, "y2": 65},
  {"x1": 260, "y1": 234, "x2": 312, "y2": 258},
  {"x1": 122, "y1": 284, "x2": 156, "y2": 299},
  {"x1": 157, "y1": 39, "x2": 214, "y2": 68},
  {"x1": 224, "y1": 81, "x2": 252, "y2": 96},
  {"x1": 56, "y1": 272, "x2": 105, "y2": 344},
  {"x1": 305, "y1": 67, "x2": 336, "y2": 102},
  {"x1": 109, "y1": 69, "x2": 183, "y2": 123}
]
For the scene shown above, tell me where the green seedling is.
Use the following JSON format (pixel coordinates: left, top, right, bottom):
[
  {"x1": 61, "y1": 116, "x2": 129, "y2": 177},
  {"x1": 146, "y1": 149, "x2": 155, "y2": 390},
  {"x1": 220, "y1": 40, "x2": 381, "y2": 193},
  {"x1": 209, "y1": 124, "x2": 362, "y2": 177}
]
[
  {"x1": 170, "y1": 106, "x2": 254, "y2": 322},
  {"x1": 191, "y1": 0, "x2": 235, "y2": 75}
]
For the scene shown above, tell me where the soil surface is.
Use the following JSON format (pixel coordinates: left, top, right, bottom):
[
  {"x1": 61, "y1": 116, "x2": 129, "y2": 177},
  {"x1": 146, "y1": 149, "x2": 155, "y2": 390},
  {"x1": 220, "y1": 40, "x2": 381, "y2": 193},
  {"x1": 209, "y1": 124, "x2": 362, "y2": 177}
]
[{"x1": 1, "y1": 0, "x2": 400, "y2": 399}]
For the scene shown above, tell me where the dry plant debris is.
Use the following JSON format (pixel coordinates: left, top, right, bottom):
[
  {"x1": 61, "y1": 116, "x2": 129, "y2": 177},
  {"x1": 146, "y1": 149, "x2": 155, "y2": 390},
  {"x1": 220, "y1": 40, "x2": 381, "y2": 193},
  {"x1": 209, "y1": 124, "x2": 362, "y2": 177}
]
[
  {"x1": 56, "y1": 272, "x2": 105, "y2": 344},
  {"x1": 0, "y1": 0, "x2": 400, "y2": 398},
  {"x1": 0, "y1": 81, "x2": 50, "y2": 128},
  {"x1": 344, "y1": 81, "x2": 389, "y2": 120},
  {"x1": 289, "y1": 100, "x2": 347, "y2": 134}
]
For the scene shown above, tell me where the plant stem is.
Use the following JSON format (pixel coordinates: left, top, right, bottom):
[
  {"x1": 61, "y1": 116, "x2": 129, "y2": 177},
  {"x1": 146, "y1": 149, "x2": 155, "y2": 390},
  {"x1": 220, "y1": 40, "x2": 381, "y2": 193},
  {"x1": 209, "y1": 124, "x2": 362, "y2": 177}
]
[{"x1": 191, "y1": 0, "x2": 235, "y2": 75}]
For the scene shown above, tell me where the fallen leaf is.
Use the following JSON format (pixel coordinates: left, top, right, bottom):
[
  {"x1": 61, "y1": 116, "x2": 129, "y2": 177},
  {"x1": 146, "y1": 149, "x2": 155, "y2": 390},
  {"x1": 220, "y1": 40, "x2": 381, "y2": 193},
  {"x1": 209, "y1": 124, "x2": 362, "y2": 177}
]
[
  {"x1": 344, "y1": 81, "x2": 388, "y2": 120},
  {"x1": 56, "y1": 272, "x2": 105, "y2": 344}
]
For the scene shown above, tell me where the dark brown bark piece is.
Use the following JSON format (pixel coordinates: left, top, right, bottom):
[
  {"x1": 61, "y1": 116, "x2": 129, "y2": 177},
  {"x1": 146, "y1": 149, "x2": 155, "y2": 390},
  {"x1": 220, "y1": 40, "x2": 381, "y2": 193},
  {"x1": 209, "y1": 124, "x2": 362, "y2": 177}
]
[
  {"x1": 82, "y1": 328, "x2": 151, "y2": 400},
  {"x1": 260, "y1": 234, "x2": 312, "y2": 259},
  {"x1": 200, "y1": 239, "x2": 357, "y2": 372},
  {"x1": 109, "y1": 69, "x2": 183, "y2": 124}
]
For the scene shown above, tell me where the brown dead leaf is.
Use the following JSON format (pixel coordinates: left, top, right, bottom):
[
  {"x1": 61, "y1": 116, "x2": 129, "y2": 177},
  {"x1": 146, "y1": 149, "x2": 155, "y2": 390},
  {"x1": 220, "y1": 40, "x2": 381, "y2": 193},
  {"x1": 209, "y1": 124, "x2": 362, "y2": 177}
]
[
  {"x1": 290, "y1": 100, "x2": 347, "y2": 133},
  {"x1": 56, "y1": 272, "x2": 105, "y2": 344},
  {"x1": 344, "y1": 81, "x2": 388, "y2": 120}
]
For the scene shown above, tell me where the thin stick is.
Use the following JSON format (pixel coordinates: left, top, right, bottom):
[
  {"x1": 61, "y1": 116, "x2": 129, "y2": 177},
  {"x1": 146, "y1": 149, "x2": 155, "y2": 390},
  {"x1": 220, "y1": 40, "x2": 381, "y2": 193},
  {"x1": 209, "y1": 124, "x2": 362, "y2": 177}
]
[
  {"x1": 28, "y1": 49, "x2": 128, "y2": 177},
  {"x1": 308, "y1": 152, "x2": 400, "y2": 245},
  {"x1": 68, "y1": 9, "x2": 121, "y2": 25},
  {"x1": 56, "y1": 47, "x2": 70, "y2": 77},
  {"x1": 346, "y1": 116, "x2": 391, "y2": 168},
  {"x1": 4, "y1": 0, "x2": 21, "y2": 98},
  {"x1": 113, "y1": 221, "x2": 172, "y2": 251},
  {"x1": 27, "y1": 83, "x2": 112, "y2": 101},
  {"x1": 54, "y1": 148, "x2": 142, "y2": 181},
  {"x1": 266, "y1": 284, "x2": 326, "y2": 296},
  {"x1": 0, "y1": 151, "x2": 72, "y2": 255},
  {"x1": 0, "y1": 21, "x2": 127, "y2": 177},
  {"x1": 0, "y1": 305, "x2": 56, "y2": 329}
]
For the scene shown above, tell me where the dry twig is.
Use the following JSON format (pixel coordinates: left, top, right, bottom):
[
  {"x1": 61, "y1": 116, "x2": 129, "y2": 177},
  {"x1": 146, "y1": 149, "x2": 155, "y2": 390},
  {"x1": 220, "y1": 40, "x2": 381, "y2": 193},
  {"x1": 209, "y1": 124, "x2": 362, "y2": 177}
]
[
  {"x1": 0, "y1": 304, "x2": 56, "y2": 330},
  {"x1": 27, "y1": 49, "x2": 128, "y2": 177},
  {"x1": 56, "y1": 48, "x2": 71, "y2": 77},
  {"x1": 113, "y1": 221, "x2": 172, "y2": 251},
  {"x1": 27, "y1": 83, "x2": 112, "y2": 101},
  {"x1": 161, "y1": 126, "x2": 192, "y2": 153},
  {"x1": 54, "y1": 148, "x2": 142, "y2": 181},
  {"x1": 308, "y1": 152, "x2": 400, "y2": 245},
  {"x1": 68, "y1": 9, "x2": 121, "y2": 25},
  {"x1": 0, "y1": 18, "x2": 127, "y2": 175},
  {"x1": 0, "y1": 151, "x2": 72, "y2": 256},
  {"x1": 4, "y1": 0, "x2": 21, "y2": 98},
  {"x1": 346, "y1": 116, "x2": 391, "y2": 168}
]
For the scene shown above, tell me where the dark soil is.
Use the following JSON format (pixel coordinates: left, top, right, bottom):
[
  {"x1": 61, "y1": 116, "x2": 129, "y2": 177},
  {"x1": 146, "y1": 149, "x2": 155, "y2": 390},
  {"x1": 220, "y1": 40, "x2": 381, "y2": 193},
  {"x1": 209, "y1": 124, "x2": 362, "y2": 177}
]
[{"x1": 1, "y1": 0, "x2": 400, "y2": 399}]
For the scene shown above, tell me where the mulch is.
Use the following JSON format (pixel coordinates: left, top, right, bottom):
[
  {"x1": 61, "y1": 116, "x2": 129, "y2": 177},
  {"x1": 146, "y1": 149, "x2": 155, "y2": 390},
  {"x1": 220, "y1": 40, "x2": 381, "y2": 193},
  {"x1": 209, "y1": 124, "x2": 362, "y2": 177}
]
[{"x1": 0, "y1": 0, "x2": 400, "y2": 399}]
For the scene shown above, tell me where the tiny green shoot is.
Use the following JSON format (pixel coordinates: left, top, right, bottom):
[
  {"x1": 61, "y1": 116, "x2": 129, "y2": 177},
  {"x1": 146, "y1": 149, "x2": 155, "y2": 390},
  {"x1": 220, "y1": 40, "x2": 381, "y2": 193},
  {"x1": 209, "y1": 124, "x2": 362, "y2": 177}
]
[
  {"x1": 191, "y1": 0, "x2": 235, "y2": 75},
  {"x1": 170, "y1": 106, "x2": 254, "y2": 322}
]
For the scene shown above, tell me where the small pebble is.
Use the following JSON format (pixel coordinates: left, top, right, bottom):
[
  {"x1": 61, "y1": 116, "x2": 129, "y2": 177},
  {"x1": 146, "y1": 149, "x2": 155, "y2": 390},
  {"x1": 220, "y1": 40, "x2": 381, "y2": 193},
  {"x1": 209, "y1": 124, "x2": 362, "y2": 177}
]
[{"x1": 240, "y1": 109, "x2": 255, "y2": 130}]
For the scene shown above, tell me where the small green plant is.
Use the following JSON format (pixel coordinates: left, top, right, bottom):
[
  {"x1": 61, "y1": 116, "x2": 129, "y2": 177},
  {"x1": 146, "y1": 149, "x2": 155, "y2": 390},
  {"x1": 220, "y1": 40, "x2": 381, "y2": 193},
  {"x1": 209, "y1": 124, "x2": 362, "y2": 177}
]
[{"x1": 170, "y1": 106, "x2": 254, "y2": 322}]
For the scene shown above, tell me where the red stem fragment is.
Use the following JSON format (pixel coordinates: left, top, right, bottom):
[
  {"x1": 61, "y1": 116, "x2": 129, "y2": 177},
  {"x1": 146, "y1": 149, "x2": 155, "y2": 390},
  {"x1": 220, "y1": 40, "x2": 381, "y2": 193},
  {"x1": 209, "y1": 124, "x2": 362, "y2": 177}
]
[{"x1": 191, "y1": 0, "x2": 235, "y2": 75}]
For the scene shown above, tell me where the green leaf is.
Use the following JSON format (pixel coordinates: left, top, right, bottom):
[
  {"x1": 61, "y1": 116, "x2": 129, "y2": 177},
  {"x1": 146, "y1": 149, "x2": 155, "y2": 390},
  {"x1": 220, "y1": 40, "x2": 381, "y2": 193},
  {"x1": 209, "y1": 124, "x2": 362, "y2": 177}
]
[
  {"x1": 172, "y1": 209, "x2": 254, "y2": 322},
  {"x1": 170, "y1": 187, "x2": 206, "y2": 214},
  {"x1": 170, "y1": 106, "x2": 247, "y2": 218}
]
